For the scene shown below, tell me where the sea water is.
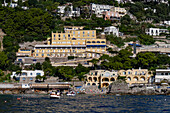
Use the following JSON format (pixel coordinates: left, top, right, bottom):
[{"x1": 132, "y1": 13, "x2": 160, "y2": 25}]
[{"x1": 0, "y1": 94, "x2": 169, "y2": 113}]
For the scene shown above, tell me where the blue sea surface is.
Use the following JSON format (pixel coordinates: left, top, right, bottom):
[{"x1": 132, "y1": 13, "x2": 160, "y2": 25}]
[{"x1": 0, "y1": 94, "x2": 169, "y2": 113}]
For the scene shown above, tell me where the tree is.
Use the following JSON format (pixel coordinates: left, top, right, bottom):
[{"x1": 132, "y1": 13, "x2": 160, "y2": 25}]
[
  {"x1": 36, "y1": 75, "x2": 42, "y2": 81},
  {"x1": 75, "y1": 64, "x2": 89, "y2": 80},
  {"x1": 28, "y1": 0, "x2": 38, "y2": 7},
  {"x1": 138, "y1": 34, "x2": 155, "y2": 45},
  {"x1": 136, "y1": 52, "x2": 157, "y2": 69},
  {"x1": 89, "y1": 59, "x2": 99, "y2": 70},
  {"x1": 57, "y1": 66, "x2": 75, "y2": 81},
  {"x1": 106, "y1": 35, "x2": 124, "y2": 47},
  {"x1": 35, "y1": 62, "x2": 42, "y2": 70},
  {"x1": 44, "y1": 68, "x2": 53, "y2": 76},
  {"x1": 0, "y1": 51, "x2": 9, "y2": 70}
]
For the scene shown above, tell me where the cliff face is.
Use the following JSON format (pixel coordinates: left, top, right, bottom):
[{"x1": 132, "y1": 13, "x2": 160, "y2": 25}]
[{"x1": 108, "y1": 80, "x2": 129, "y2": 94}]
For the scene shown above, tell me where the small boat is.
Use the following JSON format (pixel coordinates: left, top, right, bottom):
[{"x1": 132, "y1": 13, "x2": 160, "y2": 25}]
[
  {"x1": 50, "y1": 91, "x2": 61, "y2": 99},
  {"x1": 66, "y1": 91, "x2": 76, "y2": 96},
  {"x1": 116, "y1": 94, "x2": 121, "y2": 96}
]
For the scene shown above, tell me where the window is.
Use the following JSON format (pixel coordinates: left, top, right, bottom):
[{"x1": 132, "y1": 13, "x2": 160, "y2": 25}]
[
  {"x1": 36, "y1": 73, "x2": 41, "y2": 76},
  {"x1": 58, "y1": 34, "x2": 60, "y2": 37},
  {"x1": 23, "y1": 77, "x2": 26, "y2": 81},
  {"x1": 101, "y1": 41, "x2": 105, "y2": 43},
  {"x1": 36, "y1": 50, "x2": 39, "y2": 53},
  {"x1": 123, "y1": 72, "x2": 126, "y2": 75},
  {"x1": 78, "y1": 31, "x2": 80, "y2": 34},
  {"x1": 54, "y1": 38, "x2": 55, "y2": 40},
  {"x1": 87, "y1": 41, "x2": 91, "y2": 43},
  {"x1": 73, "y1": 42, "x2": 75, "y2": 45},
  {"x1": 92, "y1": 31, "x2": 94, "y2": 34},
  {"x1": 135, "y1": 71, "x2": 137, "y2": 75},
  {"x1": 30, "y1": 77, "x2": 33, "y2": 81},
  {"x1": 128, "y1": 72, "x2": 130, "y2": 74},
  {"x1": 36, "y1": 54, "x2": 38, "y2": 56},
  {"x1": 47, "y1": 54, "x2": 50, "y2": 56},
  {"x1": 83, "y1": 35, "x2": 85, "y2": 37},
  {"x1": 68, "y1": 34, "x2": 70, "y2": 37},
  {"x1": 30, "y1": 73, "x2": 32, "y2": 75},
  {"x1": 78, "y1": 42, "x2": 80, "y2": 45},
  {"x1": 42, "y1": 50, "x2": 44, "y2": 53},
  {"x1": 42, "y1": 54, "x2": 44, "y2": 57},
  {"x1": 73, "y1": 31, "x2": 75, "y2": 34},
  {"x1": 63, "y1": 35, "x2": 65, "y2": 38},
  {"x1": 54, "y1": 34, "x2": 55, "y2": 37},
  {"x1": 83, "y1": 31, "x2": 85, "y2": 34}
]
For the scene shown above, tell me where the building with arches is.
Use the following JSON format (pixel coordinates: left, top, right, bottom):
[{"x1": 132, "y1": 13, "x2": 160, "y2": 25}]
[
  {"x1": 85, "y1": 70, "x2": 118, "y2": 88},
  {"x1": 118, "y1": 69, "x2": 153, "y2": 85}
]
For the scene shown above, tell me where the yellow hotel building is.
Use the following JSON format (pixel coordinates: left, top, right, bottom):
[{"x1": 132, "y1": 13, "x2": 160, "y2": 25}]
[{"x1": 33, "y1": 26, "x2": 106, "y2": 58}]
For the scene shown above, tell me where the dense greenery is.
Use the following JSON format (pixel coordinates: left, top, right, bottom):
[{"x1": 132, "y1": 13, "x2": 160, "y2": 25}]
[
  {"x1": 98, "y1": 47, "x2": 170, "y2": 71},
  {"x1": 25, "y1": 58, "x2": 90, "y2": 81},
  {"x1": 106, "y1": 35, "x2": 125, "y2": 47},
  {"x1": 124, "y1": 2, "x2": 170, "y2": 22},
  {"x1": 138, "y1": 34, "x2": 155, "y2": 45}
]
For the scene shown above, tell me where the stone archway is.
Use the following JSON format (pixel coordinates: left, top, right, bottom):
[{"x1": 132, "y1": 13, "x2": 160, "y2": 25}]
[
  {"x1": 102, "y1": 78, "x2": 109, "y2": 82},
  {"x1": 140, "y1": 77, "x2": 145, "y2": 81},
  {"x1": 92, "y1": 83, "x2": 96, "y2": 86},
  {"x1": 110, "y1": 78, "x2": 115, "y2": 82},
  {"x1": 127, "y1": 77, "x2": 131, "y2": 81},
  {"x1": 102, "y1": 83, "x2": 109, "y2": 87},
  {"x1": 134, "y1": 77, "x2": 138, "y2": 81},
  {"x1": 88, "y1": 77, "x2": 92, "y2": 82},
  {"x1": 93, "y1": 77, "x2": 97, "y2": 82}
]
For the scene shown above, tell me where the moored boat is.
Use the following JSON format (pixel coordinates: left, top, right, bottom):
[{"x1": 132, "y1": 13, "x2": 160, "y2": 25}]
[
  {"x1": 50, "y1": 91, "x2": 61, "y2": 99},
  {"x1": 66, "y1": 91, "x2": 76, "y2": 96}
]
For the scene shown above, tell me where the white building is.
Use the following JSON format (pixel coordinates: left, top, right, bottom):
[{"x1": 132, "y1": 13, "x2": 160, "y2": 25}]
[
  {"x1": 155, "y1": 69, "x2": 170, "y2": 83},
  {"x1": 2, "y1": 0, "x2": 28, "y2": 9},
  {"x1": 2, "y1": 1, "x2": 18, "y2": 8},
  {"x1": 164, "y1": 21, "x2": 170, "y2": 26},
  {"x1": 90, "y1": 3, "x2": 113, "y2": 17},
  {"x1": 11, "y1": 70, "x2": 44, "y2": 83},
  {"x1": 104, "y1": 26, "x2": 119, "y2": 37},
  {"x1": 145, "y1": 28, "x2": 169, "y2": 36},
  {"x1": 57, "y1": 5, "x2": 80, "y2": 17}
]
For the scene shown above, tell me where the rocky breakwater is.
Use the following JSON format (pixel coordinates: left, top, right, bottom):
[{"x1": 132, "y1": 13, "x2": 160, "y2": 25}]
[
  {"x1": 79, "y1": 85, "x2": 107, "y2": 94},
  {"x1": 108, "y1": 80, "x2": 170, "y2": 95},
  {"x1": 108, "y1": 80, "x2": 129, "y2": 95}
]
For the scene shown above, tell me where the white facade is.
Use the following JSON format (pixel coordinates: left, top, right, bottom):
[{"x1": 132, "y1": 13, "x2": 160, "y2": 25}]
[
  {"x1": 57, "y1": 5, "x2": 80, "y2": 17},
  {"x1": 155, "y1": 69, "x2": 170, "y2": 83},
  {"x1": 145, "y1": 28, "x2": 169, "y2": 36},
  {"x1": 104, "y1": 26, "x2": 119, "y2": 37},
  {"x1": 90, "y1": 3, "x2": 113, "y2": 17},
  {"x1": 22, "y1": 84, "x2": 30, "y2": 88},
  {"x1": 2, "y1": 2, "x2": 18, "y2": 8},
  {"x1": 11, "y1": 70, "x2": 44, "y2": 78},
  {"x1": 164, "y1": 21, "x2": 170, "y2": 26},
  {"x1": 11, "y1": 70, "x2": 44, "y2": 83}
]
